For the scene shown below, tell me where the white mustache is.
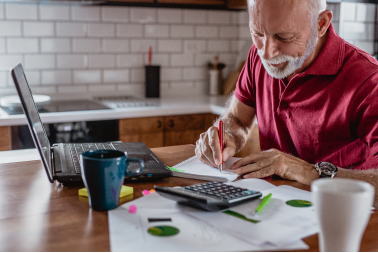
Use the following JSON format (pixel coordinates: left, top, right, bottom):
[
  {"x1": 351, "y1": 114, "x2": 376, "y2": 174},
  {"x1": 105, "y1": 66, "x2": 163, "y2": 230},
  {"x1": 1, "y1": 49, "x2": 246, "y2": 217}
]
[{"x1": 266, "y1": 55, "x2": 296, "y2": 65}]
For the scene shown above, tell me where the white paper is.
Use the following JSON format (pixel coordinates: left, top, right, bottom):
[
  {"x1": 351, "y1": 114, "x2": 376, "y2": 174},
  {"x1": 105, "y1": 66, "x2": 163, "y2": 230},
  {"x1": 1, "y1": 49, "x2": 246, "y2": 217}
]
[
  {"x1": 108, "y1": 182, "x2": 313, "y2": 251},
  {"x1": 109, "y1": 204, "x2": 309, "y2": 252},
  {"x1": 187, "y1": 185, "x2": 318, "y2": 247},
  {"x1": 226, "y1": 178, "x2": 276, "y2": 191},
  {"x1": 172, "y1": 156, "x2": 241, "y2": 182}
]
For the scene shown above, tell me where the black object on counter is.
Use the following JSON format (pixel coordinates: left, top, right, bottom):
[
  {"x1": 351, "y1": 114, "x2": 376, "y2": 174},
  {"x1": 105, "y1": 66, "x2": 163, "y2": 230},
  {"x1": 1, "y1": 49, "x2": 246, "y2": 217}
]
[{"x1": 145, "y1": 65, "x2": 160, "y2": 98}]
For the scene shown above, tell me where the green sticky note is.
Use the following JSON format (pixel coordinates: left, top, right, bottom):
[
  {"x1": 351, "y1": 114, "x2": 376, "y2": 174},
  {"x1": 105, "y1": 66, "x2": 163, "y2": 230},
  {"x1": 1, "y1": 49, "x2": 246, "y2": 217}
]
[{"x1": 167, "y1": 166, "x2": 185, "y2": 172}]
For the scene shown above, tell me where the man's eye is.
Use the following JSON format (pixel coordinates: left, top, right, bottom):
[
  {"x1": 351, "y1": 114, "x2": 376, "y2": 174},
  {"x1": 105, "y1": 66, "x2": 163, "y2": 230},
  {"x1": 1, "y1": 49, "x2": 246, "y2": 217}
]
[{"x1": 276, "y1": 35, "x2": 293, "y2": 41}]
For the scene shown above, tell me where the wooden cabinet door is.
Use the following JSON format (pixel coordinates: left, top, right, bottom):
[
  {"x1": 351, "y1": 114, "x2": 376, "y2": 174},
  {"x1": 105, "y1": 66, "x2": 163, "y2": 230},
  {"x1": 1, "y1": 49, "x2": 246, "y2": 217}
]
[
  {"x1": 204, "y1": 113, "x2": 219, "y2": 130},
  {"x1": 119, "y1": 117, "x2": 164, "y2": 148},
  {"x1": 157, "y1": 0, "x2": 226, "y2": 5},
  {"x1": 0, "y1": 126, "x2": 11, "y2": 151},
  {"x1": 164, "y1": 114, "x2": 205, "y2": 146},
  {"x1": 227, "y1": 0, "x2": 247, "y2": 9},
  {"x1": 107, "y1": 0, "x2": 154, "y2": 3}
]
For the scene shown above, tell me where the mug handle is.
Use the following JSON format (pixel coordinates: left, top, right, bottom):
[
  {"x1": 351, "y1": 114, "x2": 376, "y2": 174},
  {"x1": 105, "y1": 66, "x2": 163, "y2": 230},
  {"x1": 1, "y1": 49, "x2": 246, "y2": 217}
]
[{"x1": 126, "y1": 158, "x2": 145, "y2": 176}]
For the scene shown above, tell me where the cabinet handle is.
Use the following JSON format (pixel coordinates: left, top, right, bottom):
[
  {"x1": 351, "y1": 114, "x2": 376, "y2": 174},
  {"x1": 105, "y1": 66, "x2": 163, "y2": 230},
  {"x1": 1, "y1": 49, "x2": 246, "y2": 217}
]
[
  {"x1": 169, "y1": 119, "x2": 175, "y2": 128},
  {"x1": 157, "y1": 120, "x2": 162, "y2": 129}
]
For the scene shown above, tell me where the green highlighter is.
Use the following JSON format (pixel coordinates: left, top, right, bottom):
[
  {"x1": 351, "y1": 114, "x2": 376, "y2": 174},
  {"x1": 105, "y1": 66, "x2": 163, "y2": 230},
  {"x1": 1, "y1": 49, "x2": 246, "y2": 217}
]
[{"x1": 253, "y1": 193, "x2": 272, "y2": 215}]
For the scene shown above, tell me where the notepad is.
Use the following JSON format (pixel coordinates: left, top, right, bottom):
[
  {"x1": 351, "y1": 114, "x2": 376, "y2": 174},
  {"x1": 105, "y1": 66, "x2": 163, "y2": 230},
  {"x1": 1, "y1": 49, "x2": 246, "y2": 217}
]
[{"x1": 170, "y1": 156, "x2": 241, "y2": 182}]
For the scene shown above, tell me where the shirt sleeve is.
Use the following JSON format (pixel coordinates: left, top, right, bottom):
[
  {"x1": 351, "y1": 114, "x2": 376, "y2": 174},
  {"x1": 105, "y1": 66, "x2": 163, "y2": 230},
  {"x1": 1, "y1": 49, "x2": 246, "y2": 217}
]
[
  {"x1": 234, "y1": 45, "x2": 258, "y2": 108},
  {"x1": 349, "y1": 72, "x2": 378, "y2": 162}
]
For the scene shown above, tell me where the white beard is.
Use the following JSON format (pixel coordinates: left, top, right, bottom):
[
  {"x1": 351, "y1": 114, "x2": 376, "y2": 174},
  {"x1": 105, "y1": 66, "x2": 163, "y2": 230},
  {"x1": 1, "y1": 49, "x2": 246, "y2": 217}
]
[{"x1": 257, "y1": 21, "x2": 319, "y2": 79}]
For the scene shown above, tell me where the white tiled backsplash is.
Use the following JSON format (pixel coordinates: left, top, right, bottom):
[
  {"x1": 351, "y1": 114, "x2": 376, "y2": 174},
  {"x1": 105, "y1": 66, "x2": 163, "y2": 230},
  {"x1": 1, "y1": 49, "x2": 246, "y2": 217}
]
[
  {"x1": 340, "y1": 2, "x2": 376, "y2": 55},
  {"x1": 0, "y1": 2, "x2": 371, "y2": 98}
]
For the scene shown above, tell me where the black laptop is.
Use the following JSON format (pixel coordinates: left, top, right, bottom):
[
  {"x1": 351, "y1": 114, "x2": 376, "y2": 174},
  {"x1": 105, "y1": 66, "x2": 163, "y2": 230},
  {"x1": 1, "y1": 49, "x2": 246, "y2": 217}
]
[{"x1": 11, "y1": 63, "x2": 172, "y2": 184}]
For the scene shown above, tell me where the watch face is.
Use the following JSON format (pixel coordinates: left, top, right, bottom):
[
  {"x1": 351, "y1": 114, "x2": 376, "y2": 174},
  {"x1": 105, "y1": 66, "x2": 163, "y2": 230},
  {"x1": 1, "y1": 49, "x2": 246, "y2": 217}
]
[{"x1": 317, "y1": 162, "x2": 338, "y2": 175}]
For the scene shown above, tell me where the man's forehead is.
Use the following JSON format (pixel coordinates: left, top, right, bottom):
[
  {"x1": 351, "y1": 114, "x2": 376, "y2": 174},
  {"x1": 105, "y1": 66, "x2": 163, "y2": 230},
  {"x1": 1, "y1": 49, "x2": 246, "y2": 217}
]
[{"x1": 249, "y1": 0, "x2": 311, "y2": 33}]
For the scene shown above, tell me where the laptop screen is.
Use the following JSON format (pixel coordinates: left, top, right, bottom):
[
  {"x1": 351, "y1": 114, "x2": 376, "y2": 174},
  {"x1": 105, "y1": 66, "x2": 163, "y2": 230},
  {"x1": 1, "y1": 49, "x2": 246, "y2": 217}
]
[{"x1": 11, "y1": 64, "x2": 53, "y2": 182}]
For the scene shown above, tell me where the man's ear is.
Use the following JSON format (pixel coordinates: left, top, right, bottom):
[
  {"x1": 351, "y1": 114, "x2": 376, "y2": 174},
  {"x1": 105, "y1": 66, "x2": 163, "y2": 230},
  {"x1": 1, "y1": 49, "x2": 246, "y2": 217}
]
[{"x1": 317, "y1": 10, "x2": 332, "y2": 37}]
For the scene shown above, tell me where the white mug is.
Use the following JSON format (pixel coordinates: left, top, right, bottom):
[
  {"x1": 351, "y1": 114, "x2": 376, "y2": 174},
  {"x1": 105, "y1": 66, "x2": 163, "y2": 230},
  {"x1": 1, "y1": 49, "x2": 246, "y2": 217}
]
[{"x1": 311, "y1": 178, "x2": 374, "y2": 252}]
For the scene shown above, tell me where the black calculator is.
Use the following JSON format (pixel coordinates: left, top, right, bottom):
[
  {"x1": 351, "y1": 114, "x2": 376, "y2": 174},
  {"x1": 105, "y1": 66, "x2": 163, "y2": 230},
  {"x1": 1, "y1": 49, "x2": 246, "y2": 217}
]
[{"x1": 155, "y1": 181, "x2": 262, "y2": 211}]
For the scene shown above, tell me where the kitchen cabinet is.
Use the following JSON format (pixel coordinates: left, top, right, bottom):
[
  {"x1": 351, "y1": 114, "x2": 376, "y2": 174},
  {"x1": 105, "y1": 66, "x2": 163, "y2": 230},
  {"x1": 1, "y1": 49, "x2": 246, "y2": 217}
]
[
  {"x1": 107, "y1": 0, "x2": 154, "y2": 3},
  {"x1": 227, "y1": 0, "x2": 247, "y2": 9},
  {"x1": 119, "y1": 113, "x2": 218, "y2": 148},
  {"x1": 0, "y1": 126, "x2": 11, "y2": 151},
  {"x1": 164, "y1": 114, "x2": 207, "y2": 146},
  {"x1": 119, "y1": 113, "x2": 261, "y2": 158},
  {"x1": 119, "y1": 116, "x2": 165, "y2": 148}
]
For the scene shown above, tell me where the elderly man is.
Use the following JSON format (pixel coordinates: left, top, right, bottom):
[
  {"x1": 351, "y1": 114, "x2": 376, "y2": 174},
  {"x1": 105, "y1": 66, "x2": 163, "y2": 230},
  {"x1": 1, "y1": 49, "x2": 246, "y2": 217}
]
[{"x1": 196, "y1": 0, "x2": 378, "y2": 206}]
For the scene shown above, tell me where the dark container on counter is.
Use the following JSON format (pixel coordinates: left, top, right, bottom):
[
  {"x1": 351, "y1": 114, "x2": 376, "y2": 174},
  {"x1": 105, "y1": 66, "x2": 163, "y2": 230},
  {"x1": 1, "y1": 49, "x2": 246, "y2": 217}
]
[{"x1": 145, "y1": 65, "x2": 160, "y2": 98}]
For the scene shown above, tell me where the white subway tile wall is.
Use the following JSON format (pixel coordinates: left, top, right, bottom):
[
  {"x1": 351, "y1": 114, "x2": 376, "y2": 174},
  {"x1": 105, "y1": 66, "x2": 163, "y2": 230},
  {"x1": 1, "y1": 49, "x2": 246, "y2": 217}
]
[
  {"x1": 0, "y1": 3, "x2": 373, "y2": 97},
  {"x1": 339, "y1": 2, "x2": 376, "y2": 55}
]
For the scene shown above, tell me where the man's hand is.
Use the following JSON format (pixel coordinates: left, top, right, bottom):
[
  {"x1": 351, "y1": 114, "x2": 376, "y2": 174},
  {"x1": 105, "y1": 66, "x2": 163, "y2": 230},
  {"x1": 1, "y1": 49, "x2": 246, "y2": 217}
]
[
  {"x1": 195, "y1": 126, "x2": 237, "y2": 168},
  {"x1": 230, "y1": 149, "x2": 319, "y2": 185}
]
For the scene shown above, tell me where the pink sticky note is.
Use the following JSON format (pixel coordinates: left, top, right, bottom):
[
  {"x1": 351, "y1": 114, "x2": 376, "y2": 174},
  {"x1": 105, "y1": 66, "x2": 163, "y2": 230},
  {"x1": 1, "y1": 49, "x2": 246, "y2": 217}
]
[
  {"x1": 129, "y1": 205, "x2": 137, "y2": 213},
  {"x1": 142, "y1": 190, "x2": 151, "y2": 196}
]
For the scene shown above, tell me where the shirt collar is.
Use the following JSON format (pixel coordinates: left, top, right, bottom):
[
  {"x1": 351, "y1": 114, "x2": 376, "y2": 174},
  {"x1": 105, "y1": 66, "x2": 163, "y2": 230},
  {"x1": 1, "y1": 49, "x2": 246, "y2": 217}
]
[{"x1": 302, "y1": 23, "x2": 344, "y2": 76}]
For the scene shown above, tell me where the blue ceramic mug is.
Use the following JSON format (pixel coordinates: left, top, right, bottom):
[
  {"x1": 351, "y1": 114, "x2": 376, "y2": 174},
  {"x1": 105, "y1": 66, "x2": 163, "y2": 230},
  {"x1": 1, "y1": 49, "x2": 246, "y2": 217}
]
[{"x1": 80, "y1": 149, "x2": 144, "y2": 211}]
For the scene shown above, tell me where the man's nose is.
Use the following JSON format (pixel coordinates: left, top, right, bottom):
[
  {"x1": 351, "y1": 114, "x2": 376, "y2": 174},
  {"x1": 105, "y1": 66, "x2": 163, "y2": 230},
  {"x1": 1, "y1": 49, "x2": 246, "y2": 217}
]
[{"x1": 261, "y1": 37, "x2": 279, "y2": 60}]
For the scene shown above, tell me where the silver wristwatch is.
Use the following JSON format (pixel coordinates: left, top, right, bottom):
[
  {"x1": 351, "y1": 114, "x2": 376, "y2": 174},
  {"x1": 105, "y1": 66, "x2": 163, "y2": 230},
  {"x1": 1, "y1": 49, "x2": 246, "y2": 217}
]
[{"x1": 314, "y1": 162, "x2": 338, "y2": 178}]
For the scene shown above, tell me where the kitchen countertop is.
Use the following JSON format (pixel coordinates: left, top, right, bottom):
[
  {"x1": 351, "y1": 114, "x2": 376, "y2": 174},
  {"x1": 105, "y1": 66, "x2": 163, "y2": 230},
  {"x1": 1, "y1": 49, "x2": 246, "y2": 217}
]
[
  {"x1": 0, "y1": 148, "x2": 39, "y2": 164},
  {"x1": 0, "y1": 96, "x2": 229, "y2": 126}
]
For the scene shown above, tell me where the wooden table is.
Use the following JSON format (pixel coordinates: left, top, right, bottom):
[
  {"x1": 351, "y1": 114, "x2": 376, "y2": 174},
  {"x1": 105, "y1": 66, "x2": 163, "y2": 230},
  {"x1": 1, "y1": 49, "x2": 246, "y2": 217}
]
[{"x1": 0, "y1": 144, "x2": 377, "y2": 251}]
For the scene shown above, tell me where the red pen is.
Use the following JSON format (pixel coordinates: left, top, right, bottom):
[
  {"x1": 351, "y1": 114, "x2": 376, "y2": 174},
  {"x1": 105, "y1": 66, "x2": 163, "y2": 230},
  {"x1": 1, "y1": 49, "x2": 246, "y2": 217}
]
[{"x1": 218, "y1": 120, "x2": 224, "y2": 172}]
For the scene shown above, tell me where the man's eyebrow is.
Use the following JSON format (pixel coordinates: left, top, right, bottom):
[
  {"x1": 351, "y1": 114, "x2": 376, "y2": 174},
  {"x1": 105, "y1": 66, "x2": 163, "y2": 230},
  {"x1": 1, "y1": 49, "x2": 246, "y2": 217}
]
[
  {"x1": 251, "y1": 29, "x2": 262, "y2": 33},
  {"x1": 276, "y1": 32, "x2": 296, "y2": 37},
  {"x1": 249, "y1": 26, "x2": 262, "y2": 33}
]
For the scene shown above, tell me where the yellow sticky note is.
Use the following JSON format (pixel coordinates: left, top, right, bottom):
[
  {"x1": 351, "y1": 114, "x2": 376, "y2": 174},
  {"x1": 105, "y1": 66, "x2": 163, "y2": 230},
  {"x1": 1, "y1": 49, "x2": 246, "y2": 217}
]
[
  {"x1": 120, "y1": 185, "x2": 134, "y2": 197},
  {"x1": 78, "y1": 185, "x2": 133, "y2": 198}
]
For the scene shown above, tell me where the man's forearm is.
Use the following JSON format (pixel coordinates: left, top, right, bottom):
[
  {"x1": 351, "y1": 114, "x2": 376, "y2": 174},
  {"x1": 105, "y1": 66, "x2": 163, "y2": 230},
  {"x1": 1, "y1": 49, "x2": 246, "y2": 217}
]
[{"x1": 337, "y1": 168, "x2": 378, "y2": 208}]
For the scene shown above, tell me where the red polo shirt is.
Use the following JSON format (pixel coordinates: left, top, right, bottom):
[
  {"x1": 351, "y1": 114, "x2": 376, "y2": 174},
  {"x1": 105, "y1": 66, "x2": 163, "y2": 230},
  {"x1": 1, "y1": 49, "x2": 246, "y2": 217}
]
[{"x1": 234, "y1": 24, "x2": 378, "y2": 170}]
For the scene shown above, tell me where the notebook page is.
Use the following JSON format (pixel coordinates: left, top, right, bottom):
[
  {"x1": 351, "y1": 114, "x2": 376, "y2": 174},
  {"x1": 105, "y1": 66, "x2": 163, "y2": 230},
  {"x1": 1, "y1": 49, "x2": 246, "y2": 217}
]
[{"x1": 172, "y1": 156, "x2": 241, "y2": 181}]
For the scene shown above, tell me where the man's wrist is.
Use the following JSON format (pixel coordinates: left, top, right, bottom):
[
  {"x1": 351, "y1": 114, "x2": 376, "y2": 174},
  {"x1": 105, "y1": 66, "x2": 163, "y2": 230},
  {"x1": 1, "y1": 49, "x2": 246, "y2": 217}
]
[
  {"x1": 213, "y1": 118, "x2": 244, "y2": 153},
  {"x1": 304, "y1": 164, "x2": 320, "y2": 185}
]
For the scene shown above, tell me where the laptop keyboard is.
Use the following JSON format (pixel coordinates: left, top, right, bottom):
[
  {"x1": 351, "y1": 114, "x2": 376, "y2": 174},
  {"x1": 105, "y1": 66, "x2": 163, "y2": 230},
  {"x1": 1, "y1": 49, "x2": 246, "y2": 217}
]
[{"x1": 65, "y1": 143, "x2": 116, "y2": 173}]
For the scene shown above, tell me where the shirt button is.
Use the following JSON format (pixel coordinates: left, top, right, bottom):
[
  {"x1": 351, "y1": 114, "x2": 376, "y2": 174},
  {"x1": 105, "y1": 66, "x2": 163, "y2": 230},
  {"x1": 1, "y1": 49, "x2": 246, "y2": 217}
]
[{"x1": 281, "y1": 102, "x2": 288, "y2": 108}]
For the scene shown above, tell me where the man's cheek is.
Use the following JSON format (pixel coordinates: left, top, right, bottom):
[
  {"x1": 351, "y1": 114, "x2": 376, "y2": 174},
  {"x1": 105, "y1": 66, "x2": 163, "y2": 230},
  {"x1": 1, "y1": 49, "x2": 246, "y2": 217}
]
[{"x1": 253, "y1": 37, "x2": 264, "y2": 50}]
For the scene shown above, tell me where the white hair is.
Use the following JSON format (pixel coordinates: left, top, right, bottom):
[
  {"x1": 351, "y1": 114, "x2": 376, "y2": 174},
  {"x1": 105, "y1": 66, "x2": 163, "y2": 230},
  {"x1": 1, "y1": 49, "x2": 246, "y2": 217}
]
[{"x1": 247, "y1": 0, "x2": 327, "y2": 19}]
